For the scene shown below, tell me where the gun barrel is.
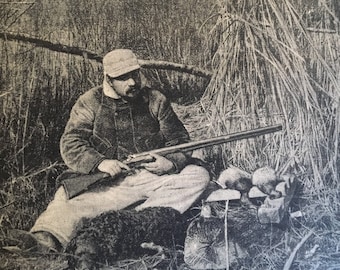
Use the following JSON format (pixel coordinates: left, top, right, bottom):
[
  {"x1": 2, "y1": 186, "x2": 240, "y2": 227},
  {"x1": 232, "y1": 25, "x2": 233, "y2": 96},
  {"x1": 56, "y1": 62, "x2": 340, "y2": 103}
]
[
  {"x1": 63, "y1": 124, "x2": 282, "y2": 199},
  {"x1": 148, "y1": 124, "x2": 282, "y2": 156}
]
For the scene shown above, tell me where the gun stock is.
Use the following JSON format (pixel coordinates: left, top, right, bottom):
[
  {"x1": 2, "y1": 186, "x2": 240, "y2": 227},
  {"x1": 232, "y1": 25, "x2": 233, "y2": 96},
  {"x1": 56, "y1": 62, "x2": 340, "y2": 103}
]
[
  {"x1": 62, "y1": 124, "x2": 282, "y2": 199},
  {"x1": 62, "y1": 172, "x2": 110, "y2": 199}
]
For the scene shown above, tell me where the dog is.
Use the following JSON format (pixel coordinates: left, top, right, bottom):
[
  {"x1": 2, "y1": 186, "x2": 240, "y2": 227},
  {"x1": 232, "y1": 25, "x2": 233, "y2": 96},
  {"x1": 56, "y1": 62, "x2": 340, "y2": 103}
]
[{"x1": 66, "y1": 207, "x2": 185, "y2": 270}]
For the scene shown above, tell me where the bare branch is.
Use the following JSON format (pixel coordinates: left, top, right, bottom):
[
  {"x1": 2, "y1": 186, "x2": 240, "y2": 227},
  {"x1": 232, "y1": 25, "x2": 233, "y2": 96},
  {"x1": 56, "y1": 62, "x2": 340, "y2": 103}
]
[
  {"x1": 283, "y1": 230, "x2": 314, "y2": 270},
  {"x1": 0, "y1": 31, "x2": 102, "y2": 61},
  {"x1": 0, "y1": 31, "x2": 212, "y2": 78},
  {"x1": 138, "y1": 60, "x2": 212, "y2": 78}
]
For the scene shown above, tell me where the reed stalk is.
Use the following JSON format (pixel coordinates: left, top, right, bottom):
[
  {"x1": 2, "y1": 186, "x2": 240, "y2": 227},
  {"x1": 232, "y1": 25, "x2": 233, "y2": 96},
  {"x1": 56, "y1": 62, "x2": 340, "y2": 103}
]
[
  {"x1": 0, "y1": 0, "x2": 215, "y2": 229},
  {"x1": 201, "y1": 0, "x2": 339, "y2": 190}
]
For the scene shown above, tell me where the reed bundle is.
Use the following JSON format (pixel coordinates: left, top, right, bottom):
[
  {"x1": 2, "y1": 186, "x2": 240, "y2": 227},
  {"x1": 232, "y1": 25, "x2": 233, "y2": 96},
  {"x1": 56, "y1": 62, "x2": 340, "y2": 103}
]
[{"x1": 201, "y1": 0, "x2": 339, "y2": 191}]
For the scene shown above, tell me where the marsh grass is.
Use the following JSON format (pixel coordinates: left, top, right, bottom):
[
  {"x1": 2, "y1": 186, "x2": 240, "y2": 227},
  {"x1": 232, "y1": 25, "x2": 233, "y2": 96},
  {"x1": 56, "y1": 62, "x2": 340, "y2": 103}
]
[
  {"x1": 201, "y1": 0, "x2": 339, "y2": 186},
  {"x1": 0, "y1": 0, "x2": 339, "y2": 269},
  {"x1": 0, "y1": 0, "x2": 214, "y2": 177},
  {"x1": 0, "y1": 1, "x2": 214, "y2": 269},
  {"x1": 197, "y1": 0, "x2": 340, "y2": 268}
]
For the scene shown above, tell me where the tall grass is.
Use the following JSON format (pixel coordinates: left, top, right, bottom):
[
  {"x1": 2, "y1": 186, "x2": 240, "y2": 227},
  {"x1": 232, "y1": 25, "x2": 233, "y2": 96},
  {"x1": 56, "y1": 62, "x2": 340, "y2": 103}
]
[
  {"x1": 0, "y1": 1, "x2": 339, "y2": 269},
  {"x1": 52, "y1": 0, "x2": 215, "y2": 102},
  {"x1": 201, "y1": 0, "x2": 339, "y2": 191},
  {"x1": 0, "y1": 0, "x2": 216, "y2": 229},
  {"x1": 198, "y1": 3, "x2": 340, "y2": 267}
]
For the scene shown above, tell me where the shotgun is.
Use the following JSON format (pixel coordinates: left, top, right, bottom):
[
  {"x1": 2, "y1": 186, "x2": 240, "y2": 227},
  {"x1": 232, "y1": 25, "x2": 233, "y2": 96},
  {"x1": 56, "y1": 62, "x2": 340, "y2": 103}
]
[{"x1": 62, "y1": 124, "x2": 282, "y2": 199}]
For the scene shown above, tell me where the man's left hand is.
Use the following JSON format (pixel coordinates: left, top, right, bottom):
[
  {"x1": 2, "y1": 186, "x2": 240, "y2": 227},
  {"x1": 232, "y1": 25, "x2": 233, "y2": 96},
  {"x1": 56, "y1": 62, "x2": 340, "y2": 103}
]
[{"x1": 141, "y1": 153, "x2": 175, "y2": 175}]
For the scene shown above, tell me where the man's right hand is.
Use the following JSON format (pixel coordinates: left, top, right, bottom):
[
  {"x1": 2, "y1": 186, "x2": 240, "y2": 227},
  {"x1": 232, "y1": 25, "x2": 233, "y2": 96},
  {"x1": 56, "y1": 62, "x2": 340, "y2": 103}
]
[{"x1": 97, "y1": 159, "x2": 130, "y2": 177}]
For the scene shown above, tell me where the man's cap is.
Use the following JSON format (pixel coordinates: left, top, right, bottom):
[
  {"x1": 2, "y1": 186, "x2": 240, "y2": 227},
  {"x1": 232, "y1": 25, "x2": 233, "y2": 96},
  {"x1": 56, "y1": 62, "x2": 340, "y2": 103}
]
[{"x1": 103, "y1": 49, "x2": 140, "y2": 78}]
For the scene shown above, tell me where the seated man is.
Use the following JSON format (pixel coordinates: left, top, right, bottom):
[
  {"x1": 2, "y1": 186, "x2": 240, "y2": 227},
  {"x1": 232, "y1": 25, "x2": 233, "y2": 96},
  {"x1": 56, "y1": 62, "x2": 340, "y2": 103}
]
[{"x1": 29, "y1": 49, "x2": 210, "y2": 251}]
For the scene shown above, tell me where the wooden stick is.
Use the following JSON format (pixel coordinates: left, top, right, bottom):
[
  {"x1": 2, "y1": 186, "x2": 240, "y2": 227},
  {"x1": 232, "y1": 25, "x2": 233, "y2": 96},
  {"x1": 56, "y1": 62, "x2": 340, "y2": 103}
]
[
  {"x1": 0, "y1": 31, "x2": 212, "y2": 78},
  {"x1": 283, "y1": 230, "x2": 314, "y2": 270},
  {"x1": 224, "y1": 200, "x2": 229, "y2": 270},
  {"x1": 138, "y1": 59, "x2": 212, "y2": 78}
]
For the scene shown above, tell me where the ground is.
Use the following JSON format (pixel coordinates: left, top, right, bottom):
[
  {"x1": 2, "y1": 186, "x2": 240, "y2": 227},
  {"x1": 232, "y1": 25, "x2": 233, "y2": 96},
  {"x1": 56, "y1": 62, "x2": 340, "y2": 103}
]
[
  {"x1": 0, "y1": 104, "x2": 339, "y2": 269},
  {"x1": 1, "y1": 198, "x2": 340, "y2": 269}
]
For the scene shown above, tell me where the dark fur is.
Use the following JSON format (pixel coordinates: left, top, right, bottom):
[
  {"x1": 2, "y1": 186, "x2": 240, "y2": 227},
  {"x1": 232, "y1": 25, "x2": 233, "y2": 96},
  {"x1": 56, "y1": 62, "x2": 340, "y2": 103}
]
[{"x1": 66, "y1": 207, "x2": 185, "y2": 270}]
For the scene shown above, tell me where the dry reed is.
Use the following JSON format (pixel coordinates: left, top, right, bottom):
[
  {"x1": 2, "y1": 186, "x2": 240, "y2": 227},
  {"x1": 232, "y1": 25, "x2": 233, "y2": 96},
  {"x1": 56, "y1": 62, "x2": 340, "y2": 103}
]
[
  {"x1": 0, "y1": 2, "x2": 215, "y2": 268},
  {"x1": 201, "y1": 0, "x2": 339, "y2": 190},
  {"x1": 198, "y1": 1, "x2": 340, "y2": 268},
  {"x1": 1, "y1": 1, "x2": 339, "y2": 269},
  {"x1": 0, "y1": 0, "x2": 214, "y2": 181}
]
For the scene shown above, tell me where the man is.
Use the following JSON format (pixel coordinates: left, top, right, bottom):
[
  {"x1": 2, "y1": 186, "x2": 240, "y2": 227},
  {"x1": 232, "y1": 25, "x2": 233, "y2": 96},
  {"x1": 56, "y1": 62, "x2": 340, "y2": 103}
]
[{"x1": 28, "y1": 49, "x2": 210, "y2": 251}]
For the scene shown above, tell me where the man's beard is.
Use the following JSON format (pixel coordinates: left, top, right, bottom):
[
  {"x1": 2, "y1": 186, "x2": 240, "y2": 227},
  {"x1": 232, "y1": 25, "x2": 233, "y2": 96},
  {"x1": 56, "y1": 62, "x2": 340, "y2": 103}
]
[{"x1": 122, "y1": 87, "x2": 143, "y2": 103}]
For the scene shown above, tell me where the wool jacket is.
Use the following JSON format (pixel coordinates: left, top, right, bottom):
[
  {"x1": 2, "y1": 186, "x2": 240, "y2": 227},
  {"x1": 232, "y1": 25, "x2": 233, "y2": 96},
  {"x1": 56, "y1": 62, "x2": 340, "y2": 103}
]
[{"x1": 60, "y1": 84, "x2": 191, "y2": 175}]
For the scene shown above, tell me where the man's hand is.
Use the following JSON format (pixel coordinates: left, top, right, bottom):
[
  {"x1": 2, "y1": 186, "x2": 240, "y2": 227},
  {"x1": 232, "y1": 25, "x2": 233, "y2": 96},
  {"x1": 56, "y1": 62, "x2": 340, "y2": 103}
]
[
  {"x1": 97, "y1": 159, "x2": 130, "y2": 177},
  {"x1": 141, "y1": 153, "x2": 175, "y2": 175}
]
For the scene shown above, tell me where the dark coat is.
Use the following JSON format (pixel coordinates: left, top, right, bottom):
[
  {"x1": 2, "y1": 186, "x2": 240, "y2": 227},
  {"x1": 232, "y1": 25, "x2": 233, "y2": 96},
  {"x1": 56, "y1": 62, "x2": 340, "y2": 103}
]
[{"x1": 60, "y1": 85, "x2": 191, "y2": 174}]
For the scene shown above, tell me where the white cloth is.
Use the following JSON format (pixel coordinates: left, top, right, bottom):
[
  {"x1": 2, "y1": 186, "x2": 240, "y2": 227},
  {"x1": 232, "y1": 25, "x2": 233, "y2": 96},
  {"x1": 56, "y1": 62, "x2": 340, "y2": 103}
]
[{"x1": 31, "y1": 165, "x2": 209, "y2": 247}]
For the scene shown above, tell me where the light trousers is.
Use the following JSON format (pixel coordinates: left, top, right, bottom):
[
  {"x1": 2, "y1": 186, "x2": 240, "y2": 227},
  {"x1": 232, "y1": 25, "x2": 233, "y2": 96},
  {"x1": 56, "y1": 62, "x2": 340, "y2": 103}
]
[{"x1": 31, "y1": 165, "x2": 210, "y2": 247}]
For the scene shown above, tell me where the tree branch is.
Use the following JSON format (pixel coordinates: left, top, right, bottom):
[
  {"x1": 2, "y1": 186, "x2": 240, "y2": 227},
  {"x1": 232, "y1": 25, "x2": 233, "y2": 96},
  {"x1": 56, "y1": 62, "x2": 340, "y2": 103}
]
[
  {"x1": 138, "y1": 59, "x2": 212, "y2": 78},
  {"x1": 283, "y1": 229, "x2": 314, "y2": 270},
  {"x1": 0, "y1": 31, "x2": 212, "y2": 78}
]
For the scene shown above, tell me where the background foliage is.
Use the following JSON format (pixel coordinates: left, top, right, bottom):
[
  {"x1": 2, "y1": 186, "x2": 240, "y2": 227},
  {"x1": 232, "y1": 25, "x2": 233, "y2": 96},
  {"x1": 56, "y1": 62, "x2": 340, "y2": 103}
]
[
  {"x1": 0, "y1": 0, "x2": 216, "y2": 169},
  {"x1": 0, "y1": 0, "x2": 216, "y2": 228},
  {"x1": 0, "y1": 0, "x2": 340, "y2": 269},
  {"x1": 202, "y1": 0, "x2": 339, "y2": 187}
]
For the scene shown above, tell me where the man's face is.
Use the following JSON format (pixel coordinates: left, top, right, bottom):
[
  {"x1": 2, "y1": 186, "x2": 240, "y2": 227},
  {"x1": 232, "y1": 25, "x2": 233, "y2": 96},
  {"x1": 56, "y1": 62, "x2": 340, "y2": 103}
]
[{"x1": 107, "y1": 70, "x2": 142, "y2": 100}]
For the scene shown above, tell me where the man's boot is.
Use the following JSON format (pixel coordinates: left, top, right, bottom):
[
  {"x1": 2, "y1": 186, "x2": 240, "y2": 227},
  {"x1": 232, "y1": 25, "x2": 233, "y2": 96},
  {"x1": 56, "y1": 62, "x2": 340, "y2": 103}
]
[
  {"x1": 1, "y1": 229, "x2": 61, "y2": 253},
  {"x1": 33, "y1": 231, "x2": 62, "y2": 252}
]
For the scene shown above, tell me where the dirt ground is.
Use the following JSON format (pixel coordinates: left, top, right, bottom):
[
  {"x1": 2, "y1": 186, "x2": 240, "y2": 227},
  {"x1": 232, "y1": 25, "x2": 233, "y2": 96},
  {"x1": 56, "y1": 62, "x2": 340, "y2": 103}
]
[{"x1": 1, "y1": 199, "x2": 340, "y2": 270}]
